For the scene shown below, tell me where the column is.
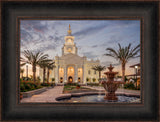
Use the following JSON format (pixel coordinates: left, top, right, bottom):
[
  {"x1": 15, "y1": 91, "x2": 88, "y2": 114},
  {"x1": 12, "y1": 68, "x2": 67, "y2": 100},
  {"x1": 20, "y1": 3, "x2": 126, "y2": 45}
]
[
  {"x1": 82, "y1": 65, "x2": 84, "y2": 84},
  {"x1": 56, "y1": 65, "x2": 59, "y2": 83},
  {"x1": 64, "y1": 66, "x2": 67, "y2": 83},
  {"x1": 74, "y1": 65, "x2": 78, "y2": 82}
]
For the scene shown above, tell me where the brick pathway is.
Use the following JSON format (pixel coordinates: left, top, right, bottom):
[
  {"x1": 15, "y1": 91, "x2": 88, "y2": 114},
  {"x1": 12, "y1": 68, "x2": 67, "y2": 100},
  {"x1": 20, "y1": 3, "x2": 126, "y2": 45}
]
[{"x1": 21, "y1": 86, "x2": 64, "y2": 103}]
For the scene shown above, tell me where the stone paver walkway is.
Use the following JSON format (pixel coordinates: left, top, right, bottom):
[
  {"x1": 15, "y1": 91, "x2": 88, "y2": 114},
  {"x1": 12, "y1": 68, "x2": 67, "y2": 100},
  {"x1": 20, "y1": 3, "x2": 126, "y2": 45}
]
[{"x1": 21, "y1": 86, "x2": 64, "y2": 103}]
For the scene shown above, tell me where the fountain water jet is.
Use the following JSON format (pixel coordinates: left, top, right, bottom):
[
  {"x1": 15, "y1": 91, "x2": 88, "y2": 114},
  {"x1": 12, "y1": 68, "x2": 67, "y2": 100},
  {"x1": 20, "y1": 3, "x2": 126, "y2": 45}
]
[{"x1": 101, "y1": 64, "x2": 125, "y2": 101}]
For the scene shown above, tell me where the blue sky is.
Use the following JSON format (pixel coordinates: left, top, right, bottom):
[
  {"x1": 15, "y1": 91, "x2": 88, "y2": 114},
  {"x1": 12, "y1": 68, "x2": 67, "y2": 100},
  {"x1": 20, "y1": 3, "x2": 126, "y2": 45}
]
[{"x1": 20, "y1": 20, "x2": 140, "y2": 75}]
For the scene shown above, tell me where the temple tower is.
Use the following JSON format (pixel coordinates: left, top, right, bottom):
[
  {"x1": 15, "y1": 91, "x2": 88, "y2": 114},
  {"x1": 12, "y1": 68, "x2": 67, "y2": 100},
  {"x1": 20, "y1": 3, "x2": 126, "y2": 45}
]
[{"x1": 62, "y1": 24, "x2": 78, "y2": 55}]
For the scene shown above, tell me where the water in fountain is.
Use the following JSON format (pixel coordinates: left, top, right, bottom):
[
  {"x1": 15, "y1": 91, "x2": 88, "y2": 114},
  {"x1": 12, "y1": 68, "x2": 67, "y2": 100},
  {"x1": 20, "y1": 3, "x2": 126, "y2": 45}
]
[{"x1": 97, "y1": 81, "x2": 102, "y2": 101}]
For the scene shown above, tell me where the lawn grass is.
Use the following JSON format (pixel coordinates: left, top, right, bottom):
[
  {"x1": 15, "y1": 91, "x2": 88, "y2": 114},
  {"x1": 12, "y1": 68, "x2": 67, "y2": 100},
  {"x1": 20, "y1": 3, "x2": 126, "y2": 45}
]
[{"x1": 63, "y1": 85, "x2": 98, "y2": 93}]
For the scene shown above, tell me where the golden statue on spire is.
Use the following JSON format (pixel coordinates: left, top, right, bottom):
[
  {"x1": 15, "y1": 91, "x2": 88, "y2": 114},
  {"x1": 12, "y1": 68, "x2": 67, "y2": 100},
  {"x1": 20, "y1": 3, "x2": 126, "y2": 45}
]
[{"x1": 67, "y1": 24, "x2": 72, "y2": 35}]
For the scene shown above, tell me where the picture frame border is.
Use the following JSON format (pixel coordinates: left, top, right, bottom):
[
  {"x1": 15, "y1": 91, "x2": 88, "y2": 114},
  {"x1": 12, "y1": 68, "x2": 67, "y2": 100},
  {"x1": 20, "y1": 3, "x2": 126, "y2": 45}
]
[{"x1": 0, "y1": 0, "x2": 159, "y2": 121}]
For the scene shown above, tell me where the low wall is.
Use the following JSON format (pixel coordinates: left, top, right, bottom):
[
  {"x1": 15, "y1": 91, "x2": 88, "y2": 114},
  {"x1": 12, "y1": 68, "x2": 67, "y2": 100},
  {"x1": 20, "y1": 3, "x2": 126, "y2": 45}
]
[
  {"x1": 55, "y1": 92, "x2": 140, "y2": 101},
  {"x1": 21, "y1": 87, "x2": 48, "y2": 98}
]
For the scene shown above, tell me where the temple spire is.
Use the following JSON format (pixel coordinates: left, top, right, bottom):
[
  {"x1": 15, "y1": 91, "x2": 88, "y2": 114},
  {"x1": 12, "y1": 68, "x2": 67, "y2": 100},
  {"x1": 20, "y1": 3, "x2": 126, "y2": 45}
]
[{"x1": 67, "y1": 24, "x2": 72, "y2": 35}]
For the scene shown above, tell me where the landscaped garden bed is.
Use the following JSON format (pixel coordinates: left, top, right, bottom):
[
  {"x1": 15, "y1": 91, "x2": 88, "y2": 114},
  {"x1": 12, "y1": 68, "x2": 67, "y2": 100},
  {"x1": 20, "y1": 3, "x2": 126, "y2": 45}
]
[
  {"x1": 20, "y1": 80, "x2": 54, "y2": 92},
  {"x1": 20, "y1": 80, "x2": 55, "y2": 98},
  {"x1": 21, "y1": 87, "x2": 48, "y2": 98},
  {"x1": 63, "y1": 84, "x2": 99, "y2": 93},
  {"x1": 124, "y1": 83, "x2": 140, "y2": 90}
]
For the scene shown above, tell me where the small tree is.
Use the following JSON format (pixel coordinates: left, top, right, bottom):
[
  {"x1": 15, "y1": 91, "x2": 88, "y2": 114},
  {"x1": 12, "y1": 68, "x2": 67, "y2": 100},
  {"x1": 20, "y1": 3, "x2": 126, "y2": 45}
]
[
  {"x1": 92, "y1": 65, "x2": 105, "y2": 79},
  {"x1": 92, "y1": 78, "x2": 96, "y2": 82},
  {"x1": 52, "y1": 78, "x2": 55, "y2": 83},
  {"x1": 86, "y1": 77, "x2": 89, "y2": 82}
]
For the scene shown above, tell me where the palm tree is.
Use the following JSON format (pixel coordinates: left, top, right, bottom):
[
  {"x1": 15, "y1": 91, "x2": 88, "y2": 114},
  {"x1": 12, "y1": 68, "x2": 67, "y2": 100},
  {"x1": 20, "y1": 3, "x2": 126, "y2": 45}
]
[
  {"x1": 23, "y1": 50, "x2": 49, "y2": 83},
  {"x1": 105, "y1": 43, "x2": 140, "y2": 82},
  {"x1": 92, "y1": 65, "x2": 106, "y2": 80},
  {"x1": 46, "y1": 61, "x2": 56, "y2": 83},
  {"x1": 39, "y1": 60, "x2": 52, "y2": 84}
]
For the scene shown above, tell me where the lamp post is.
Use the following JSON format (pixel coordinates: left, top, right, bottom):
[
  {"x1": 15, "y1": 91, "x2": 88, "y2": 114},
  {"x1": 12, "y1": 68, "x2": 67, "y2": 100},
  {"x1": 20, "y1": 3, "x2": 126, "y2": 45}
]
[
  {"x1": 26, "y1": 63, "x2": 28, "y2": 80},
  {"x1": 135, "y1": 65, "x2": 138, "y2": 88}
]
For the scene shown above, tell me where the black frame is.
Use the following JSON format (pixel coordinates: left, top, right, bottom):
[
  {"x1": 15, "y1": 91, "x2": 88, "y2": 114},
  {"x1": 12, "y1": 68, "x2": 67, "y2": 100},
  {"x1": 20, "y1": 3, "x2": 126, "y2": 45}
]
[{"x1": 1, "y1": 1, "x2": 159, "y2": 121}]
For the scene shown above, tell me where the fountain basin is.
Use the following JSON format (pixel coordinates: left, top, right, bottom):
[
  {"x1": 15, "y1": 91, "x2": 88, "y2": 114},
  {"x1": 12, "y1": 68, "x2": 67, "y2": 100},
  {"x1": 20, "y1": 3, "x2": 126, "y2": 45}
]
[{"x1": 56, "y1": 92, "x2": 140, "y2": 103}]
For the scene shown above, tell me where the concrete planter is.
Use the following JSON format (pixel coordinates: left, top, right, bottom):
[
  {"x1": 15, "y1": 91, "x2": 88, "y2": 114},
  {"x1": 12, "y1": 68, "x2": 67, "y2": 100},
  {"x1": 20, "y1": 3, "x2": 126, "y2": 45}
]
[{"x1": 21, "y1": 87, "x2": 48, "y2": 98}]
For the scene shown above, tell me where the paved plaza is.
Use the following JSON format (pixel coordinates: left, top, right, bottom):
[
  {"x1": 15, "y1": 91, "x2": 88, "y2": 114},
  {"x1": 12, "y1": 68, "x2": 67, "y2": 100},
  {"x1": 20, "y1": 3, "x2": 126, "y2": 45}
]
[
  {"x1": 21, "y1": 85, "x2": 140, "y2": 103},
  {"x1": 21, "y1": 86, "x2": 64, "y2": 103}
]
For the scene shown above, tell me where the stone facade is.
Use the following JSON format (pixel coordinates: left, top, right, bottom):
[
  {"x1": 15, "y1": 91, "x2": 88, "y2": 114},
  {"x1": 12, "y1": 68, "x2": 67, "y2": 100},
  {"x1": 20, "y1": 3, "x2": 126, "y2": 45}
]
[{"x1": 40, "y1": 25, "x2": 100, "y2": 84}]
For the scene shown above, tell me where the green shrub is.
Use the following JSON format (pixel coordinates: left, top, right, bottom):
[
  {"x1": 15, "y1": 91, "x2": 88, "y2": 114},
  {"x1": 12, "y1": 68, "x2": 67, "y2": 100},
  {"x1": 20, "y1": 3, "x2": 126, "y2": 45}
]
[
  {"x1": 65, "y1": 83, "x2": 78, "y2": 86},
  {"x1": 87, "y1": 83, "x2": 99, "y2": 86},
  {"x1": 86, "y1": 77, "x2": 90, "y2": 82},
  {"x1": 124, "y1": 83, "x2": 136, "y2": 90},
  {"x1": 41, "y1": 82, "x2": 51, "y2": 87},
  {"x1": 20, "y1": 80, "x2": 44, "y2": 92},
  {"x1": 20, "y1": 83, "x2": 25, "y2": 91},
  {"x1": 92, "y1": 78, "x2": 96, "y2": 82},
  {"x1": 52, "y1": 78, "x2": 55, "y2": 82}
]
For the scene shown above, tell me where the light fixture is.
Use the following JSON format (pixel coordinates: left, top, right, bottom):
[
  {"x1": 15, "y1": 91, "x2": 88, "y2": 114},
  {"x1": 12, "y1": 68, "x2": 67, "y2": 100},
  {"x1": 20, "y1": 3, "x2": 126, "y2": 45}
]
[{"x1": 135, "y1": 66, "x2": 138, "y2": 69}]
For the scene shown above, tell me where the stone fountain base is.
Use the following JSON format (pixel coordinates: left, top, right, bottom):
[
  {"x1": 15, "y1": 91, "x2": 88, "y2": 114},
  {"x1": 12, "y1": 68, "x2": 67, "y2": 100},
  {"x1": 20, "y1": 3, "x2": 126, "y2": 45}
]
[{"x1": 104, "y1": 92, "x2": 118, "y2": 100}]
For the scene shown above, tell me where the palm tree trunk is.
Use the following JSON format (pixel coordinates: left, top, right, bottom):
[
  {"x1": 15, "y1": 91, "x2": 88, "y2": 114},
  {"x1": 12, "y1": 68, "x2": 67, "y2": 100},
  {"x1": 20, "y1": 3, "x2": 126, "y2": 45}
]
[
  {"x1": 33, "y1": 65, "x2": 36, "y2": 83},
  {"x1": 47, "y1": 69, "x2": 50, "y2": 83},
  {"x1": 43, "y1": 68, "x2": 46, "y2": 84},
  {"x1": 122, "y1": 63, "x2": 125, "y2": 82}
]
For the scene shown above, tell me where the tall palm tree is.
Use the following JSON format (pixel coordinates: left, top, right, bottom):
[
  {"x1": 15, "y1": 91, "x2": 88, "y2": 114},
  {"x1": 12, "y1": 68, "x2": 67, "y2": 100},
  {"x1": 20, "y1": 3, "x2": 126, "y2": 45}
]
[
  {"x1": 92, "y1": 65, "x2": 106, "y2": 80},
  {"x1": 46, "y1": 61, "x2": 56, "y2": 83},
  {"x1": 105, "y1": 43, "x2": 140, "y2": 82},
  {"x1": 23, "y1": 50, "x2": 49, "y2": 83},
  {"x1": 39, "y1": 60, "x2": 52, "y2": 84}
]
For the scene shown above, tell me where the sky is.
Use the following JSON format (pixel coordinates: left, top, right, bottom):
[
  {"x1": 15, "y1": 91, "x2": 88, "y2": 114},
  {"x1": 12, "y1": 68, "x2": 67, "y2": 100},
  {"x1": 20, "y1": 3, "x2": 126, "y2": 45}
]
[{"x1": 20, "y1": 20, "x2": 140, "y2": 75}]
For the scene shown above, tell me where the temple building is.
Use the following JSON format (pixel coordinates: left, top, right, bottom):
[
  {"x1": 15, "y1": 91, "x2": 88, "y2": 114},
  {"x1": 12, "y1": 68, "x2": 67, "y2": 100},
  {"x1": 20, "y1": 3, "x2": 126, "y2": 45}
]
[{"x1": 40, "y1": 25, "x2": 100, "y2": 84}]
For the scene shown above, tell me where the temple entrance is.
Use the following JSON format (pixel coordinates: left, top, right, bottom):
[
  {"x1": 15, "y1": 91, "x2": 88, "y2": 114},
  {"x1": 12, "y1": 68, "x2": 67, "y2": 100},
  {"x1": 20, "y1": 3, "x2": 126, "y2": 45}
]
[
  {"x1": 78, "y1": 77, "x2": 81, "y2": 82},
  {"x1": 67, "y1": 66, "x2": 74, "y2": 83},
  {"x1": 60, "y1": 77, "x2": 63, "y2": 83},
  {"x1": 68, "y1": 76, "x2": 73, "y2": 83}
]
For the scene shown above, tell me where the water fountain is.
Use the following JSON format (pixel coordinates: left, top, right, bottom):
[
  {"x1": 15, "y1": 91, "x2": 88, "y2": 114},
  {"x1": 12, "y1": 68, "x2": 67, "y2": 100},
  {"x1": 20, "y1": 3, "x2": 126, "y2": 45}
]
[
  {"x1": 56, "y1": 64, "x2": 140, "y2": 103},
  {"x1": 101, "y1": 64, "x2": 125, "y2": 101}
]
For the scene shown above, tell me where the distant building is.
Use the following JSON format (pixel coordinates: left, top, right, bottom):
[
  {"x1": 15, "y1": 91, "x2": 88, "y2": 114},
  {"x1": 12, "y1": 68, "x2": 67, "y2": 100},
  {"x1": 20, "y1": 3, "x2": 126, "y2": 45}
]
[
  {"x1": 40, "y1": 25, "x2": 100, "y2": 83},
  {"x1": 126, "y1": 63, "x2": 140, "y2": 86}
]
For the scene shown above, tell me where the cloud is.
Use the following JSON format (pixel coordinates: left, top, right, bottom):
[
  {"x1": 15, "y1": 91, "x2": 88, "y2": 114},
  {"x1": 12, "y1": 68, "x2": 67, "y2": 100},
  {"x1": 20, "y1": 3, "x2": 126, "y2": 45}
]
[
  {"x1": 73, "y1": 23, "x2": 108, "y2": 37},
  {"x1": 83, "y1": 51, "x2": 98, "y2": 59},
  {"x1": 91, "y1": 45, "x2": 98, "y2": 48},
  {"x1": 20, "y1": 20, "x2": 140, "y2": 74}
]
